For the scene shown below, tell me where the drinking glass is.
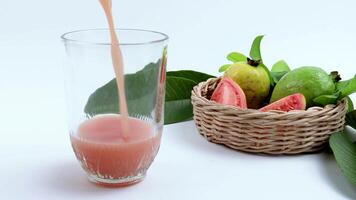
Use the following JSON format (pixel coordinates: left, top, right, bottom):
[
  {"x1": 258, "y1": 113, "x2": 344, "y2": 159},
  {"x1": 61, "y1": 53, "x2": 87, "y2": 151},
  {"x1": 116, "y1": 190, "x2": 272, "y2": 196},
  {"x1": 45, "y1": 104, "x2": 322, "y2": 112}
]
[{"x1": 61, "y1": 29, "x2": 168, "y2": 187}]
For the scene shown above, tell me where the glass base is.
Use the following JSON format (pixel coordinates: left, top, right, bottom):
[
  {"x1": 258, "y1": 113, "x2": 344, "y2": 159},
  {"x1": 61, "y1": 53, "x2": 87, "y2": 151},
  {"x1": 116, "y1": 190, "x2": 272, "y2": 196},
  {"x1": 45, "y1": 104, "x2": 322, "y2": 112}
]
[{"x1": 87, "y1": 171, "x2": 146, "y2": 187}]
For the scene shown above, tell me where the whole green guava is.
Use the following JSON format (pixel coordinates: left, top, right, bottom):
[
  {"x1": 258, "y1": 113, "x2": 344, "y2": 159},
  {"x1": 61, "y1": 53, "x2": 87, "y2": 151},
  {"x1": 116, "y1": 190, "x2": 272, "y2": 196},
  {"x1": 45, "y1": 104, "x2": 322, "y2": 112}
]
[{"x1": 270, "y1": 66, "x2": 335, "y2": 107}]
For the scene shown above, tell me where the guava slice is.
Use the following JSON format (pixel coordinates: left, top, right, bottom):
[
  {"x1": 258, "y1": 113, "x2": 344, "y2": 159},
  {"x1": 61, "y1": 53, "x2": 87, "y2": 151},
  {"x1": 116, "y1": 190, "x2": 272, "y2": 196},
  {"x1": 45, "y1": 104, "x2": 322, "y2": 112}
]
[
  {"x1": 211, "y1": 77, "x2": 247, "y2": 108},
  {"x1": 259, "y1": 93, "x2": 306, "y2": 112}
]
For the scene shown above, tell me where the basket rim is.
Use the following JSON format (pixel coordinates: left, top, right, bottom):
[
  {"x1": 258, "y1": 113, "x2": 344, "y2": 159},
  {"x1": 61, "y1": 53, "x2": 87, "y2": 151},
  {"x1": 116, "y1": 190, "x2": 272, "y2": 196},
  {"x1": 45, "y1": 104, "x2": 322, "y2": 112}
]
[{"x1": 191, "y1": 77, "x2": 348, "y2": 115}]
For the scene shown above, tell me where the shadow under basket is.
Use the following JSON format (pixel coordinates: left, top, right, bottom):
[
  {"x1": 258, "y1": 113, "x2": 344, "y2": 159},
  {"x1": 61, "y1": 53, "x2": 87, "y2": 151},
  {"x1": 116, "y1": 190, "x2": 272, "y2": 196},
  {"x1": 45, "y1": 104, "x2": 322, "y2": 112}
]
[{"x1": 191, "y1": 78, "x2": 348, "y2": 155}]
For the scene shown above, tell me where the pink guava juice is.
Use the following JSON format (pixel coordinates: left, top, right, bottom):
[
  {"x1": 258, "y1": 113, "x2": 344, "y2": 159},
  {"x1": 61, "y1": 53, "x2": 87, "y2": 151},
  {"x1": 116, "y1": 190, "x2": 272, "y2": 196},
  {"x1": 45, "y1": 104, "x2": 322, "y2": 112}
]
[{"x1": 70, "y1": 114, "x2": 161, "y2": 186}]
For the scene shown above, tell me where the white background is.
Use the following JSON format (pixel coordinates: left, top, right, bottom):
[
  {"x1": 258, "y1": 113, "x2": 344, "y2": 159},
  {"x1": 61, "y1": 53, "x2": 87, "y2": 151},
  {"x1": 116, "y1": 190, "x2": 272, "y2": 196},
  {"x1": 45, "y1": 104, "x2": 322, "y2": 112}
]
[{"x1": 1, "y1": 0, "x2": 356, "y2": 199}]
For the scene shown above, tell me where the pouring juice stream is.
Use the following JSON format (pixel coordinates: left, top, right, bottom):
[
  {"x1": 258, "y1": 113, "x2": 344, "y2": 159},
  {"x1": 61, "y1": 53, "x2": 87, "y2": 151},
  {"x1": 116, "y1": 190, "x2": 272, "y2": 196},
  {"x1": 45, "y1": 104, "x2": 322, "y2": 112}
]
[{"x1": 99, "y1": 0, "x2": 129, "y2": 135}]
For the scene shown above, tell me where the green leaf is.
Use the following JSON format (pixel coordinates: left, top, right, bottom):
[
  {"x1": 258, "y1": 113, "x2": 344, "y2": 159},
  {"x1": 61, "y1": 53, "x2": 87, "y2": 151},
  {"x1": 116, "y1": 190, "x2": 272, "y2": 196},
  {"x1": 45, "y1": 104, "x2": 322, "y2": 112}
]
[
  {"x1": 249, "y1": 35, "x2": 264, "y2": 61},
  {"x1": 347, "y1": 96, "x2": 354, "y2": 112},
  {"x1": 227, "y1": 52, "x2": 247, "y2": 63},
  {"x1": 336, "y1": 75, "x2": 356, "y2": 99},
  {"x1": 259, "y1": 63, "x2": 275, "y2": 87},
  {"x1": 346, "y1": 110, "x2": 356, "y2": 129},
  {"x1": 345, "y1": 126, "x2": 356, "y2": 143},
  {"x1": 248, "y1": 35, "x2": 273, "y2": 86},
  {"x1": 84, "y1": 62, "x2": 214, "y2": 124},
  {"x1": 84, "y1": 61, "x2": 160, "y2": 117},
  {"x1": 313, "y1": 94, "x2": 339, "y2": 107},
  {"x1": 336, "y1": 80, "x2": 349, "y2": 91},
  {"x1": 329, "y1": 132, "x2": 356, "y2": 185},
  {"x1": 219, "y1": 64, "x2": 231, "y2": 72},
  {"x1": 164, "y1": 76, "x2": 197, "y2": 124},
  {"x1": 271, "y1": 60, "x2": 291, "y2": 72},
  {"x1": 166, "y1": 70, "x2": 215, "y2": 84},
  {"x1": 270, "y1": 71, "x2": 288, "y2": 84},
  {"x1": 164, "y1": 99, "x2": 193, "y2": 124}
]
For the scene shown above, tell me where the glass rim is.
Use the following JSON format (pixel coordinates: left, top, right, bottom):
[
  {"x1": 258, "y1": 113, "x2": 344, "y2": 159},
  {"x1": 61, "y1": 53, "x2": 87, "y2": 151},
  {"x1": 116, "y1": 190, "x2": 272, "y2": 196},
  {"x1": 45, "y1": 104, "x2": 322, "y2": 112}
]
[{"x1": 61, "y1": 28, "x2": 169, "y2": 46}]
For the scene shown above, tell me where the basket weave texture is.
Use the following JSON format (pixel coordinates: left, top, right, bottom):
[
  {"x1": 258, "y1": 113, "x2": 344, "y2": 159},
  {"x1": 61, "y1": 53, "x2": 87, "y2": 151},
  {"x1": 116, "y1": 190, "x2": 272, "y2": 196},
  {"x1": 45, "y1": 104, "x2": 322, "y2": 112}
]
[{"x1": 191, "y1": 78, "x2": 348, "y2": 155}]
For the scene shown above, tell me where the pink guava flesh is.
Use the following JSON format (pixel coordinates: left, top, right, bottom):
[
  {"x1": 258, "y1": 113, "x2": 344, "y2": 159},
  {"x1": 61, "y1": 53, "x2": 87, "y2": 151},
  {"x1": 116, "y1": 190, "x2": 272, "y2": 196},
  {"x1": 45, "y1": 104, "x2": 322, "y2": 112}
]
[
  {"x1": 259, "y1": 93, "x2": 306, "y2": 112},
  {"x1": 211, "y1": 77, "x2": 247, "y2": 108}
]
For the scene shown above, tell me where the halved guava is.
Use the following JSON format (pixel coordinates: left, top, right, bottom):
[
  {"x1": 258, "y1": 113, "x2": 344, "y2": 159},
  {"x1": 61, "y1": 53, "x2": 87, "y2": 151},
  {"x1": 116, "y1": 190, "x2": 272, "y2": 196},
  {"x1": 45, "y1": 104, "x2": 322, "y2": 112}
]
[
  {"x1": 260, "y1": 93, "x2": 306, "y2": 112},
  {"x1": 211, "y1": 77, "x2": 247, "y2": 108}
]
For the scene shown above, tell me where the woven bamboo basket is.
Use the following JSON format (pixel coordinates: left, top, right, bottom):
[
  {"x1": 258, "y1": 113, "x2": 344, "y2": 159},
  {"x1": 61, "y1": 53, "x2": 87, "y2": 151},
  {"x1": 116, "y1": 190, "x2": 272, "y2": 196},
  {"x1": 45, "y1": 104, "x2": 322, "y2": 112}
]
[{"x1": 191, "y1": 78, "x2": 348, "y2": 155}]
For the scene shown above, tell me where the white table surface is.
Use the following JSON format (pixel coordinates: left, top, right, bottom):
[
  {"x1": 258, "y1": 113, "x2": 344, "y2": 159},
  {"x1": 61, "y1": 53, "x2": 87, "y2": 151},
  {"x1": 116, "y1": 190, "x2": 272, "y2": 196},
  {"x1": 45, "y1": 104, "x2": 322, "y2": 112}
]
[{"x1": 1, "y1": 0, "x2": 356, "y2": 199}]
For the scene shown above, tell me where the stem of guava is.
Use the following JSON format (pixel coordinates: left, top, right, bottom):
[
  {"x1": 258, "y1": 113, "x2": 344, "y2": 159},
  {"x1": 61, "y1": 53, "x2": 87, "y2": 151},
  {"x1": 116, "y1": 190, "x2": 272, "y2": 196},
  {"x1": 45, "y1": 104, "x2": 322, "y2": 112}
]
[
  {"x1": 247, "y1": 57, "x2": 261, "y2": 67},
  {"x1": 330, "y1": 71, "x2": 341, "y2": 83}
]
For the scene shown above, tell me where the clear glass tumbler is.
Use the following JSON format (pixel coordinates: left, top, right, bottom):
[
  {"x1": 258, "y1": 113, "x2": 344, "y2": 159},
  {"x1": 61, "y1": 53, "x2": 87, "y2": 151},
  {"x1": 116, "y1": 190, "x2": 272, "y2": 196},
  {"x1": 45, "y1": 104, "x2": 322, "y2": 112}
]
[{"x1": 61, "y1": 29, "x2": 168, "y2": 187}]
